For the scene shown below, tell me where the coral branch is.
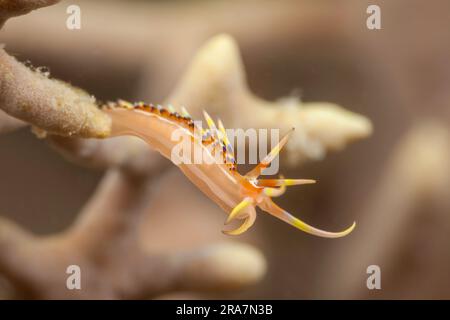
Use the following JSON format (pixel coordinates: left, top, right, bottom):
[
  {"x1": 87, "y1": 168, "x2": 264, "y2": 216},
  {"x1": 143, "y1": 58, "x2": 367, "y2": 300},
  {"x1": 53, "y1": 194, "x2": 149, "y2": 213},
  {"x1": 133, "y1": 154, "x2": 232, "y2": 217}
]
[
  {"x1": 0, "y1": 1, "x2": 373, "y2": 299},
  {"x1": 44, "y1": 34, "x2": 371, "y2": 171},
  {"x1": 0, "y1": 170, "x2": 266, "y2": 299},
  {"x1": 168, "y1": 34, "x2": 373, "y2": 165},
  {"x1": 0, "y1": 49, "x2": 111, "y2": 138},
  {"x1": 0, "y1": 0, "x2": 60, "y2": 28},
  {"x1": 48, "y1": 135, "x2": 169, "y2": 177}
]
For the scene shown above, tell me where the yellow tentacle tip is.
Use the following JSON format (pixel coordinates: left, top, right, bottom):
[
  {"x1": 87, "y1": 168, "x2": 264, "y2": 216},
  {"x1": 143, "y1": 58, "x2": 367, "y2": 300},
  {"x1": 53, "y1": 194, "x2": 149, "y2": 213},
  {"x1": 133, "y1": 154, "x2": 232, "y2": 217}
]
[
  {"x1": 263, "y1": 185, "x2": 286, "y2": 197},
  {"x1": 297, "y1": 220, "x2": 356, "y2": 239},
  {"x1": 340, "y1": 221, "x2": 356, "y2": 237},
  {"x1": 225, "y1": 197, "x2": 252, "y2": 224},
  {"x1": 285, "y1": 179, "x2": 316, "y2": 186},
  {"x1": 223, "y1": 198, "x2": 256, "y2": 236},
  {"x1": 223, "y1": 214, "x2": 256, "y2": 236},
  {"x1": 203, "y1": 110, "x2": 217, "y2": 130}
]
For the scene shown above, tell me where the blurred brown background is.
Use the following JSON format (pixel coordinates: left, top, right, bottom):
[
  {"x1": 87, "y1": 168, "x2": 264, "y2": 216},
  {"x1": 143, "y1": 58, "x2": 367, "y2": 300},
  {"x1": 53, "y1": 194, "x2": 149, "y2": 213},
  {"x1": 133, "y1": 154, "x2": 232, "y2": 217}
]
[{"x1": 1, "y1": 0, "x2": 450, "y2": 299}]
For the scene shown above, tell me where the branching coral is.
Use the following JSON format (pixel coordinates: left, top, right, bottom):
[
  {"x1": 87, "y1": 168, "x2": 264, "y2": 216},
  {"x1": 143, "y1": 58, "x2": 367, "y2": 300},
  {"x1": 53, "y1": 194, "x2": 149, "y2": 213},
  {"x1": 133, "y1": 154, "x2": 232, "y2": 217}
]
[
  {"x1": 0, "y1": 170, "x2": 266, "y2": 299},
  {"x1": 48, "y1": 34, "x2": 372, "y2": 170},
  {"x1": 0, "y1": 1, "x2": 267, "y2": 299},
  {"x1": 168, "y1": 34, "x2": 372, "y2": 164},
  {"x1": 0, "y1": 1, "x2": 373, "y2": 299}
]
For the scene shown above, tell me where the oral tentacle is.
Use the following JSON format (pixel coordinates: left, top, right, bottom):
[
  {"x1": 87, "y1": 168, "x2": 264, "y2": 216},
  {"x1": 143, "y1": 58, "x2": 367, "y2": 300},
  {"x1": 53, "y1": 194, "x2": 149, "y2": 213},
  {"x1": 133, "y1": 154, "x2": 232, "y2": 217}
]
[
  {"x1": 223, "y1": 206, "x2": 257, "y2": 236},
  {"x1": 259, "y1": 198, "x2": 355, "y2": 238},
  {"x1": 226, "y1": 197, "x2": 253, "y2": 224}
]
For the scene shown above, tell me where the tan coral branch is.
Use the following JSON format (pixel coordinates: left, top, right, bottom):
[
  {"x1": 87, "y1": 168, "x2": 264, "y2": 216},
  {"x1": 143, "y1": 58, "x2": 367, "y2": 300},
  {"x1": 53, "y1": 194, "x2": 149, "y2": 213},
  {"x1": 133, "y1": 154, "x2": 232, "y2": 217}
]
[
  {"x1": 0, "y1": 169, "x2": 266, "y2": 299},
  {"x1": 0, "y1": 0, "x2": 60, "y2": 28},
  {"x1": 48, "y1": 135, "x2": 169, "y2": 177},
  {"x1": 0, "y1": 49, "x2": 111, "y2": 138},
  {"x1": 168, "y1": 34, "x2": 373, "y2": 165}
]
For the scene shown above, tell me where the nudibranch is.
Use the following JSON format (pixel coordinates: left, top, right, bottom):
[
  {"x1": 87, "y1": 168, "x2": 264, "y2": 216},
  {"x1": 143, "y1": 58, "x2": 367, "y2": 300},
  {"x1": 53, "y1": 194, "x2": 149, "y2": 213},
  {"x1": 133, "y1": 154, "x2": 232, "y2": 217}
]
[{"x1": 103, "y1": 100, "x2": 355, "y2": 237}]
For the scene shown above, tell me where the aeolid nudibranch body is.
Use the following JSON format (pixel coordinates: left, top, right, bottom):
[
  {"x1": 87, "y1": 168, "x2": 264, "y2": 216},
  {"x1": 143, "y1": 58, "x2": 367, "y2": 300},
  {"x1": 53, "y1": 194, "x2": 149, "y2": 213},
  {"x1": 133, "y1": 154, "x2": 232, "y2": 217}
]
[{"x1": 104, "y1": 101, "x2": 355, "y2": 237}]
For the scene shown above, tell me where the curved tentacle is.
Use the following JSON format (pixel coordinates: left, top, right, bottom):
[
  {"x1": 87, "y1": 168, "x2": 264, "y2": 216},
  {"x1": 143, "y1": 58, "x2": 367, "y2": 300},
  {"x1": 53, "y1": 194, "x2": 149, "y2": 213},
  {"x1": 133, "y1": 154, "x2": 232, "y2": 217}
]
[
  {"x1": 258, "y1": 198, "x2": 355, "y2": 238},
  {"x1": 225, "y1": 197, "x2": 253, "y2": 224},
  {"x1": 223, "y1": 206, "x2": 257, "y2": 236}
]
